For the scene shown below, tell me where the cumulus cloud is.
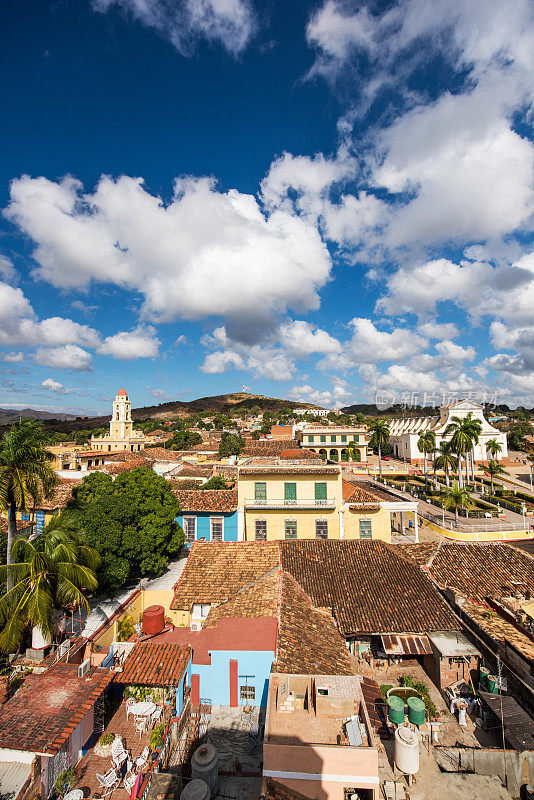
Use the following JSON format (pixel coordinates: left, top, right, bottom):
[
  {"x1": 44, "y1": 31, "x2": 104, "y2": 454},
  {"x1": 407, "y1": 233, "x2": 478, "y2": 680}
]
[
  {"x1": 200, "y1": 325, "x2": 295, "y2": 381},
  {"x1": 97, "y1": 326, "x2": 160, "y2": 360},
  {"x1": 92, "y1": 0, "x2": 256, "y2": 57},
  {"x1": 288, "y1": 379, "x2": 353, "y2": 408},
  {"x1": 6, "y1": 175, "x2": 331, "y2": 339},
  {"x1": 147, "y1": 386, "x2": 172, "y2": 401},
  {"x1": 41, "y1": 378, "x2": 68, "y2": 394},
  {"x1": 277, "y1": 320, "x2": 341, "y2": 357},
  {"x1": 319, "y1": 317, "x2": 426, "y2": 371},
  {"x1": 2, "y1": 351, "x2": 24, "y2": 363},
  {"x1": 419, "y1": 321, "x2": 460, "y2": 340},
  {"x1": 34, "y1": 345, "x2": 93, "y2": 371}
]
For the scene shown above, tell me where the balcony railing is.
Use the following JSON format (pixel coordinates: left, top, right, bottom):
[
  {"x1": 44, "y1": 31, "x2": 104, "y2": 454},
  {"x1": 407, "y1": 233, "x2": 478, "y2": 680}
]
[{"x1": 245, "y1": 497, "x2": 336, "y2": 509}]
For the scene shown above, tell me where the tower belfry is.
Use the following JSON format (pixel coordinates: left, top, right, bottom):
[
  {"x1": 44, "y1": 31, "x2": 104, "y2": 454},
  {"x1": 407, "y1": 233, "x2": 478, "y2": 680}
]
[{"x1": 109, "y1": 388, "x2": 133, "y2": 439}]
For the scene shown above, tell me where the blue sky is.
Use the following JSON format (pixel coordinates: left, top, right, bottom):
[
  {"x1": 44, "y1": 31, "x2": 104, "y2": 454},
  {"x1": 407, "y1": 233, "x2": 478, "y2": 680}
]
[{"x1": 1, "y1": 0, "x2": 534, "y2": 414}]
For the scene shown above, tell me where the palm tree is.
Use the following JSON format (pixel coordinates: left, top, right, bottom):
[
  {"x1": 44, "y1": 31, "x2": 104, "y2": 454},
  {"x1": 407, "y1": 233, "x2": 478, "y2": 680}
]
[
  {"x1": 0, "y1": 516, "x2": 100, "y2": 653},
  {"x1": 464, "y1": 412, "x2": 483, "y2": 482},
  {"x1": 485, "y1": 459, "x2": 506, "y2": 495},
  {"x1": 368, "y1": 418, "x2": 390, "y2": 479},
  {"x1": 0, "y1": 420, "x2": 59, "y2": 589},
  {"x1": 440, "y1": 481, "x2": 473, "y2": 526},
  {"x1": 417, "y1": 431, "x2": 436, "y2": 491},
  {"x1": 433, "y1": 441, "x2": 458, "y2": 488},
  {"x1": 347, "y1": 441, "x2": 360, "y2": 469},
  {"x1": 486, "y1": 438, "x2": 502, "y2": 461},
  {"x1": 444, "y1": 414, "x2": 481, "y2": 488}
]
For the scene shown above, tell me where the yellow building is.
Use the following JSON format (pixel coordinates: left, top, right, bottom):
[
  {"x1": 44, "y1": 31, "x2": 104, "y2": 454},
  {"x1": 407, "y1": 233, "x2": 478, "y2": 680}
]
[
  {"x1": 299, "y1": 425, "x2": 370, "y2": 462},
  {"x1": 237, "y1": 460, "x2": 412, "y2": 543},
  {"x1": 47, "y1": 442, "x2": 106, "y2": 471},
  {"x1": 90, "y1": 388, "x2": 146, "y2": 453}
]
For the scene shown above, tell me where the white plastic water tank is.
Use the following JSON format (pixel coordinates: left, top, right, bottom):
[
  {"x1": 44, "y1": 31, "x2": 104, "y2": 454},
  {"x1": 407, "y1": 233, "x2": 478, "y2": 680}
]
[
  {"x1": 394, "y1": 725, "x2": 419, "y2": 775},
  {"x1": 180, "y1": 779, "x2": 210, "y2": 800},
  {"x1": 31, "y1": 625, "x2": 52, "y2": 650},
  {"x1": 191, "y1": 743, "x2": 219, "y2": 796}
]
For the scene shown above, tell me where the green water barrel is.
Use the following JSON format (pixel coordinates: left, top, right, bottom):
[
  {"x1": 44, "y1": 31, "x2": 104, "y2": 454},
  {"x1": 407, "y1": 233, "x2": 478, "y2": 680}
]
[
  {"x1": 407, "y1": 696, "x2": 426, "y2": 726},
  {"x1": 387, "y1": 695, "x2": 405, "y2": 725},
  {"x1": 479, "y1": 666, "x2": 490, "y2": 689},
  {"x1": 487, "y1": 675, "x2": 498, "y2": 694}
]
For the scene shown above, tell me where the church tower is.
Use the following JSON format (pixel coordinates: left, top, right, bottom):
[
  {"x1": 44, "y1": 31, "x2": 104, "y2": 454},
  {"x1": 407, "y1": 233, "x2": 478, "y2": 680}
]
[{"x1": 109, "y1": 388, "x2": 133, "y2": 439}]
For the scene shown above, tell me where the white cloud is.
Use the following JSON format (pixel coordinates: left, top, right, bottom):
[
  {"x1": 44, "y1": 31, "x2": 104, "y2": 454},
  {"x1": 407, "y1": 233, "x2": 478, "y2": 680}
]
[
  {"x1": 0, "y1": 255, "x2": 18, "y2": 284},
  {"x1": 71, "y1": 300, "x2": 98, "y2": 316},
  {"x1": 419, "y1": 321, "x2": 460, "y2": 339},
  {"x1": 92, "y1": 0, "x2": 256, "y2": 56},
  {"x1": 287, "y1": 379, "x2": 353, "y2": 408},
  {"x1": 147, "y1": 386, "x2": 172, "y2": 401},
  {"x1": 97, "y1": 325, "x2": 160, "y2": 360},
  {"x1": 277, "y1": 320, "x2": 341, "y2": 357},
  {"x1": 6, "y1": 175, "x2": 331, "y2": 338},
  {"x1": 200, "y1": 325, "x2": 295, "y2": 381},
  {"x1": 34, "y1": 345, "x2": 93, "y2": 371},
  {"x1": 319, "y1": 317, "x2": 426, "y2": 371},
  {"x1": 175, "y1": 334, "x2": 187, "y2": 346},
  {"x1": 2, "y1": 351, "x2": 24, "y2": 363},
  {"x1": 41, "y1": 378, "x2": 68, "y2": 394}
]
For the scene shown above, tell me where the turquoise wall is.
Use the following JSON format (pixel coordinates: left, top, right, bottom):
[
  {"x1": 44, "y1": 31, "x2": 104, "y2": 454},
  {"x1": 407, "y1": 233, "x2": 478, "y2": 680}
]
[
  {"x1": 176, "y1": 658, "x2": 192, "y2": 715},
  {"x1": 176, "y1": 511, "x2": 238, "y2": 544},
  {"x1": 193, "y1": 649, "x2": 274, "y2": 707}
]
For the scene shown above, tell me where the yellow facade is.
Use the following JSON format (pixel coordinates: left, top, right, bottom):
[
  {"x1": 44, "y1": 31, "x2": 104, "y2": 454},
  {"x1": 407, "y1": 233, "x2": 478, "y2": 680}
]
[
  {"x1": 300, "y1": 426, "x2": 370, "y2": 462},
  {"x1": 238, "y1": 466, "x2": 392, "y2": 543}
]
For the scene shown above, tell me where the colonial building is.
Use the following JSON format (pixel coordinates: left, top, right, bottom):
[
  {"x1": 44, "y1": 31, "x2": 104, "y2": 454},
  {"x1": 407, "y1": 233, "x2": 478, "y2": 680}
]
[
  {"x1": 90, "y1": 388, "x2": 146, "y2": 453},
  {"x1": 388, "y1": 399, "x2": 508, "y2": 464},
  {"x1": 298, "y1": 425, "x2": 369, "y2": 463},
  {"x1": 236, "y1": 460, "x2": 413, "y2": 543}
]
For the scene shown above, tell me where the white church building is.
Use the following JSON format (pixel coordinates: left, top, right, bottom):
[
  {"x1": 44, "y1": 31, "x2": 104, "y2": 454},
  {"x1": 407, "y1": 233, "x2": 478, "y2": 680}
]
[{"x1": 388, "y1": 400, "x2": 508, "y2": 464}]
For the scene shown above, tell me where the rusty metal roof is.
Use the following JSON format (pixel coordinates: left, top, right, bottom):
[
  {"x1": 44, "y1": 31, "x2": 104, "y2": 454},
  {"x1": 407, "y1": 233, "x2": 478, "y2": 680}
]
[{"x1": 380, "y1": 633, "x2": 432, "y2": 656}]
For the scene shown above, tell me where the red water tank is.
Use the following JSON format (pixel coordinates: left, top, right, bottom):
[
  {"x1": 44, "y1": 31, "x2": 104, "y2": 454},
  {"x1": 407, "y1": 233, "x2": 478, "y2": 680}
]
[{"x1": 142, "y1": 605, "x2": 165, "y2": 635}]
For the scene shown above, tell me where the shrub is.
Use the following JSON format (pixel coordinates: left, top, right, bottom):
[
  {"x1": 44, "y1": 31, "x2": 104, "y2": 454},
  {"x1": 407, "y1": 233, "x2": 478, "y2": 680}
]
[
  {"x1": 150, "y1": 723, "x2": 165, "y2": 750},
  {"x1": 380, "y1": 684, "x2": 393, "y2": 698},
  {"x1": 98, "y1": 732, "x2": 114, "y2": 746}
]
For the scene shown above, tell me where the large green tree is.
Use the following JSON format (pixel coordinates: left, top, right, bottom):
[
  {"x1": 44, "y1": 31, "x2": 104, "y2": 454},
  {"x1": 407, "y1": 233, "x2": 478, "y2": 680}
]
[
  {"x1": 0, "y1": 519, "x2": 100, "y2": 653},
  {"x1": 433, "y1": 441, "x2": 457, "y2": 487},
  {"x1": 0, "y1": 419, "x2": 59, "y2": 589},
  {"x1": 440, "y1": 481, "x2": 473, "y2": 526},
  {"x1": 69, "y1": 467, "x2": 184, "y2": 592},
  {"x1": 218, "y1": 432, "x2": 245, "y2": 458},
  {"x1": 167, "y1": 429, "x2": 203, "y2": 451}
]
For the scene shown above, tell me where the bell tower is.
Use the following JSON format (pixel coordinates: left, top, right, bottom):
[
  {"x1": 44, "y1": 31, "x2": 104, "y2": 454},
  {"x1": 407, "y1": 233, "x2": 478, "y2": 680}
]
[{"x1": 109, "y1": 388, "x2": 133, "y2": 439}]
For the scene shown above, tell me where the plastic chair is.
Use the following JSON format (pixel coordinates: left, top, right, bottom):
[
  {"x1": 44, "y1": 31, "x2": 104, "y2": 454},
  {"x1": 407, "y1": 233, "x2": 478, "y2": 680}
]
[
  {"x1": 96, "y1": 769, "x2": 119, "y2": 796},
  {"x1": 124, "y1": 773, "x2": 137, "y2": 794},
  {"x1": 151, "y1": 706, "x2": 163, "y2": 727},
  {"x1": 135, "y1": 718, "x2": 146, "y2": 738},
  {"x1": 125, "y1": 698, "x2": 135, "y2": 719},
  {"x1": 135, "y1": 746, "x2": 149, "y2": 771}
]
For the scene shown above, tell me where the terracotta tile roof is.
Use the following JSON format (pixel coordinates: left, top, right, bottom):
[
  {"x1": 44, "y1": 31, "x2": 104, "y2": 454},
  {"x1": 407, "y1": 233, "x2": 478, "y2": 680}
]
[
  {"x1": 38, "y1": 479, "x2": 78, "y2": 511},
  {"x1": 202, "y1": 568, "x2": 281, "y2": 628},
  {"x1": 399, "y1": 543, "x2": 534, "y2": 603},
  {"x1": 239, "y1": 465, "x2": 339, "y2": 475},
  {"x1": 279, "y1": 448, "x2": 321, "y2": 460},
  {"x1": 170, "y1": 488, "x2": 238, "y2": 513},
  {"x1": 462, "y1": 598, "x2": 534, "y2": 661},
  {"x1": 140, "y1": 447, "x2": 183, "y2": 461},
  {"x1": 104, "y1": 451, "x2": 151, "y2": 462},
  {"x1": 275, "y1": 572, "x2": 354, "y2": 675},
  {"x1": 106, "y1": 458, "x2": 147, "y2": 475},
  {"x1": 118, "y1": 643, "x2": 191, "y2": 686},
  {"x1": 343, "y1": 480, "x2": 384, "y2": 505},
  {"x1": 172, "y1": 464, "x2": 213, "y2": 478},
  {"x1": 242, "y1": 440, "x2": 300, "y2": 457},
  {"x1": 280, "y1": 540, "x2": 457, "y2": 636},
  {"x1": 0, "y1": 663, "x2": 113, "y2": 755},
  {"x1": 171, "y1": 541, "x2": 280, "y2": 609}
]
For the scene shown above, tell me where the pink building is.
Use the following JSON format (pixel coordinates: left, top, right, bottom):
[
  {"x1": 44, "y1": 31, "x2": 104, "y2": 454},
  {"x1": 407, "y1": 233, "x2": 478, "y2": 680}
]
[{"x1": 263, "y1": 674, "x2": 379, "y2": 800}]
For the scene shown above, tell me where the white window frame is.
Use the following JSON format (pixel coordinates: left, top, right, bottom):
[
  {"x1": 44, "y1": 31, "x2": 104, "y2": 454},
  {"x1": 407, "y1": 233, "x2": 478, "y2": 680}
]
[
  {"x1": 183, "y1": 516, "x2": 196, "y2": 543},
  {"x1": 192, "y1": 603, "x2": 211, "y2": 619},
  {"x1": 255, "y1": 520, "x2": 267, "y2": 541},
  {"x1": 315, "y1": 519, "x2": 328, "y2": 539},
  {"x1": 210, "y1": 516, "x2": 224, "y2": 542},
  {"x1": 359, "y1": 519, "x2": 372, "y2": 539}
]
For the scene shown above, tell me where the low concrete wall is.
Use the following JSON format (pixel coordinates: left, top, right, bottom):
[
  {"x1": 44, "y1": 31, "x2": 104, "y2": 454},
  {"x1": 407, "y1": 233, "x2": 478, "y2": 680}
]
[{"x1": 435, "y1": 746, "x2": 534, "y2": 797}]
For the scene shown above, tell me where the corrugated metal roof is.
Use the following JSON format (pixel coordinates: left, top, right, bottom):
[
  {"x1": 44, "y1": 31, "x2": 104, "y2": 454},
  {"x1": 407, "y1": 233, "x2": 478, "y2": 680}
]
[
  {"x1": 380, "y1": 633, "x2": 432, "y2": 656},
  {"x1": 0, "y1": 760, "x2": 32, "y2": 798}
]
